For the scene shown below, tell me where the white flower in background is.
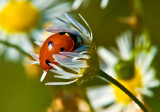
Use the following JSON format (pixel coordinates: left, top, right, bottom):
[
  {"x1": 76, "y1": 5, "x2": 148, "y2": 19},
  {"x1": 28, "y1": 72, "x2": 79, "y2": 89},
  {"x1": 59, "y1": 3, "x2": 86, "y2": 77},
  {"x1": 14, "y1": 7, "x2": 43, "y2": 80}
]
[
  {"x1": 0, "y1": 0, "x2": 71, "y2": 61},
  {"x1": 87, "y1": 31, "x2": 159, "y2": 112},
  {"x1": 72, "y1": 0, "x2": 109, "y2": 10},
  {"x1": 30, "y1": 12, "x2": 100, "y2": 85}
]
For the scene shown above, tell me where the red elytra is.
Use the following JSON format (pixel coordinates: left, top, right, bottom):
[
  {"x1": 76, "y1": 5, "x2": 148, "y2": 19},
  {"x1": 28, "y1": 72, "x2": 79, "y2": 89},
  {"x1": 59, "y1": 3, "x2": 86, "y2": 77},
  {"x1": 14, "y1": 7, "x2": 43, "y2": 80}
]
[{"x1": 39, "y1": 33, "x2": 75, "y2": 71}]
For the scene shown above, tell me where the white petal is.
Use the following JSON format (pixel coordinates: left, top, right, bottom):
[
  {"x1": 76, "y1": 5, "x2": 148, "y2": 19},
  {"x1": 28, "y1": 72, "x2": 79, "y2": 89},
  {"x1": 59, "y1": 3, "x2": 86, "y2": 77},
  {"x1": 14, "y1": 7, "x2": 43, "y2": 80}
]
[
  {"x1": 62, "y1": 64, "x2": 88, "y2": 68},
  {"x1": 80, "y1": 51, "x2": 89, "y2": 54},
  {"x1": 31, "y1": 29, "x2": 42, "y2": 40},
  {"x1": 53, "y1": 54, "x2": 88, "y2": 68},
  {"x1": 34, "y1": 40, "x2": 44, "y2": 47},
  {"x1": 49, "y1": 63, "x2": 64, "y2": 71},
  {"x1": 141, "y1": 46, "x2": 157, "y2": 71},
  {"x1": 79, "y1": 13, "x2": 93, "y2": 41},
  {"x1": 44, "y1": 2, "x2": 71, "y2": 18},
  {"x1": 135, "y1": 52, "x2": 144, "y2": 67},
  {"x1": 144, "y1": 79, "x2": 159, "y2": 88},
  {"x1": 103, "y1": 103, "x2": 123, "y2": 112},
  {"x1": 50, "y1": 69, "x2": 78, "y2": 77},
  {"x1": 124, "y1": 104, "x2": 132, "y2": 112},
  {"x1": 5, "y1": 47, "x2": 20, "y2": 61},
  {"x1": 116, "y1": 31, "x2": 132, "y2": 60},
  {"x1": 142, "y1": 69, "x2": 155, "y2": 83},
  {"x1": 53, "y1": 54, "x2": 75, "y2": 62},
  {"x1": 98, "y1": 46, "x2": 118, "y2": 66},
  {"x1": 60, "y1": 52, "x2": 89, "y2": 59},
  {"x1": 102, "y1": 67, "x2": 116, "y2": 78},
  {"x1": 56, "y1": 16, "x2": 71, "y2": 26},
  {"x1": 54, "y1": 74, "x2": 82, "y2": 79},
  {"x1": 29, "y1": 53, "x2": 39, "y2": 61},
  {"x1": 16, "y1": 34, "x2": 33, "y2": 53},
  {"x1": 87, "y1": 85, "x2": 115, "y2": 109},
  {"x1": 46, "y1": 27, "x2": 78, "y2": 34},
  {"x1": 101, "y1": 0, "x2": 109, "y2": 9},
  {"x1": 64, "y1": 12, "x2": 90, "y2": 41},
  {"x1": 40, "y1": 71, "x2": 47, "y2": 82},
  {"x1": 72, "y1": 0, "x2": 84, "y2": 10},
  {"x1": 0, "y1": 42, "x2": 5, "y2": 55},
  {"x1": 46, "y1": 27, "x2": 87, "y2": 42},
  {"x1": 60, "y1": 52, "x2": 81, "y2": 56},
  {"x1": 27, "y1": 61, "x2": 39, "y2": 64},
  {"x1": 45, "y1": 79, "x2": 78, "y2": 85},
  {"x1": 140, "y1": 88, "x2": 153, "y2": 97},
  {"x1": 33, "y1": 0, "x2": 55, "y2": 11}
]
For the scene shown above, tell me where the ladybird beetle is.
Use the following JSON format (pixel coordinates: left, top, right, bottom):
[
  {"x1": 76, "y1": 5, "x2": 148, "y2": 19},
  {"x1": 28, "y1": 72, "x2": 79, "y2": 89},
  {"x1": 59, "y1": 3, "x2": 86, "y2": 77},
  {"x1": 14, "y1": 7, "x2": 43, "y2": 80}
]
[{"x1": 39, "y1": 32, "x2": 83, "y2": 73}]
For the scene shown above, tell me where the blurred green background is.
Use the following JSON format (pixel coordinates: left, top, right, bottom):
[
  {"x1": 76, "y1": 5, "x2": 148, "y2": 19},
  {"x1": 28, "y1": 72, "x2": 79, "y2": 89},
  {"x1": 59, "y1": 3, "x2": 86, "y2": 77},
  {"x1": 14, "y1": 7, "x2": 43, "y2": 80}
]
[{"x1": 0, "y1": 0, "x2": 160, "y2": 112}]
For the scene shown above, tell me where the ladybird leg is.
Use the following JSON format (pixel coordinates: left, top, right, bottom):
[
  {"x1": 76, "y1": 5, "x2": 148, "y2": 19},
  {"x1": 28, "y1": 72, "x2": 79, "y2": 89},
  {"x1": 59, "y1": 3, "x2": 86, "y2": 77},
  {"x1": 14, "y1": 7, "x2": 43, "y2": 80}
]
[{"x1": 40, "y1": 71, "x2": 47, "y2": 82}]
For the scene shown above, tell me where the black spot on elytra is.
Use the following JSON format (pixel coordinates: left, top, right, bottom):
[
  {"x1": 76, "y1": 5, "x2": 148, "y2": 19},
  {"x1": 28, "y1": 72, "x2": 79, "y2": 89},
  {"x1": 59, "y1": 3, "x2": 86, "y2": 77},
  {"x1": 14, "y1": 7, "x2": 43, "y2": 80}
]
[
  {"x1": 60, "y1": 47, "x2": 65, "y2": 51},
  {"x1": 45, "y1": 60, "x2": 51, "y2": 65}
]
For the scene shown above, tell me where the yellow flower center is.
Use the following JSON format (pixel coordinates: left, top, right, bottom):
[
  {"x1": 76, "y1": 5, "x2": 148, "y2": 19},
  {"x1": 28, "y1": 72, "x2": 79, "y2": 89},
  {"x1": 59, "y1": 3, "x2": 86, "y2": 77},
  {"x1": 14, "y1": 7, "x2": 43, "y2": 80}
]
[
  {"x1": 0, "y1": 0, "x2": 40, "y2": 33},
  {"x1": 111, "y1": 67, "x2": 142, "y2": 105}
]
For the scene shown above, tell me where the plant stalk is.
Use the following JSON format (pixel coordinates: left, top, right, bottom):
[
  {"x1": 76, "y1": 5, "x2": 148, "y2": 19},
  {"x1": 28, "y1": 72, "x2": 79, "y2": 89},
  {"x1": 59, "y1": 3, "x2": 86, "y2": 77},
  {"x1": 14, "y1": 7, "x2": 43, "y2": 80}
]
[
  {"x1": 98, "y1": 69, "x2": 148, "y2": 112},
  {"x1": 0, "y1": 40, "x2": 31, "y2": 58}
]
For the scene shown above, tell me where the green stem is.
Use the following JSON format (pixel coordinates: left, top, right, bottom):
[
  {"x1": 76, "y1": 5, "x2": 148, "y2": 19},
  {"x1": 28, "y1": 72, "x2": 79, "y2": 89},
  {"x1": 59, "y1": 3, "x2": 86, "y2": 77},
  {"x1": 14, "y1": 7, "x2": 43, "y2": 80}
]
[
  {"x1": 98, "y1": 69, "x2": 148, "y2": 112},
  {"x1": 0, "y1": 40, "x2": 31, "y2": 58}
]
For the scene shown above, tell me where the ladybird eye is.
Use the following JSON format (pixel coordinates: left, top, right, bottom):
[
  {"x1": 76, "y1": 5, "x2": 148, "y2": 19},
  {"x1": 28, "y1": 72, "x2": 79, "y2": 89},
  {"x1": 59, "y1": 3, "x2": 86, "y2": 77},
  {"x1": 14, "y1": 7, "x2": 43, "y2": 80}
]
[
  {"x1": 48, "y1": 41, "x2": 53, "y2": 50},
  {"x1": 45, "y1": 60, "x2": 51, "y2": 65},
  {"x1": 60, "y1": 47, "x2": 65, "y2": 52},
  {"x1": 59, "y1": 32, "x2": 66, "y2": 35}
]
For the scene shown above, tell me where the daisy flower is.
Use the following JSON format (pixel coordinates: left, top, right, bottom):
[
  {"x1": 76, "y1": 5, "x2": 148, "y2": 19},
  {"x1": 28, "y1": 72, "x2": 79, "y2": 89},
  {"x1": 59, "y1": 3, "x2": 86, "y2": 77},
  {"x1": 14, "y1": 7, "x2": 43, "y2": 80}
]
[
  {"x1": 29, "y1": 12, "x2": 99, "y2": 85},
  {"x1": 87, "y1": 31, "x2": 159, "y2": 112},
  {"x1": 0, "y1": 0, "x2": 72, "y2": 61},
  {"x1": 72, "y1": 0, "x2": 109, "y2": 10}
]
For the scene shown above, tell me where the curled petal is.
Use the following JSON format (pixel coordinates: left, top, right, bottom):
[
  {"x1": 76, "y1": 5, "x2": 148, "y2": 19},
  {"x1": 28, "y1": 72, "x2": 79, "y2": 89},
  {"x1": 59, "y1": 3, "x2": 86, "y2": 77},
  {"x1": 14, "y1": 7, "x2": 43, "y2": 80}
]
[
  {"x1": 46, "y1": 27, "x2": 88, "y2": 42},
  {"x1": 64, "y1": 12, "x2": 90, "y2": 38},
  {"x1": 79, "y1": 13, "x2": 93, "y2": 40},
  {"x1": 45, "y1": 79, "x2": 78, "y2": 85}
]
